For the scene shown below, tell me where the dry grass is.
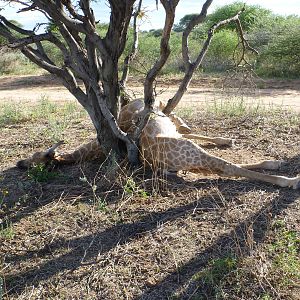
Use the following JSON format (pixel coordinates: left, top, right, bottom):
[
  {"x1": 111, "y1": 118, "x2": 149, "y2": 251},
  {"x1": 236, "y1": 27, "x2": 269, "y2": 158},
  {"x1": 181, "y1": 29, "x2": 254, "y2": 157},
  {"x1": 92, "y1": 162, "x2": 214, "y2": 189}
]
[{"x1": 0, "y1": 99, "x2": 300, "y2": 300}]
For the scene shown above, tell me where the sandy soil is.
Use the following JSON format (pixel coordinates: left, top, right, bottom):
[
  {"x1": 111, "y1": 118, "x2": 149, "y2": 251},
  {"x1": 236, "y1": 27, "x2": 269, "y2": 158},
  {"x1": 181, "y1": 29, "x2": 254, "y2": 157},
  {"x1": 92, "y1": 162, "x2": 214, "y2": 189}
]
[{"x1": 0, "y1": 74, "x2": 300, "y2": 111}]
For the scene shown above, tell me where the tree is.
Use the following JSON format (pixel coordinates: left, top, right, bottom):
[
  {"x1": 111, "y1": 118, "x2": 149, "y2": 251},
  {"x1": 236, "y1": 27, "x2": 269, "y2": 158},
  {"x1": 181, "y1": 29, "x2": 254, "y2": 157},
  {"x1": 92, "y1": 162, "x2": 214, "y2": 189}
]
[
  {"x1": 0, "y1": 0, "x2": 255, "y2": 166},
  {"x1": 206, "y1": 1, "x2": 272, "y2": 31},
  {"x1": 173, "y1": 14, "x2": 198, "y2": 32}
]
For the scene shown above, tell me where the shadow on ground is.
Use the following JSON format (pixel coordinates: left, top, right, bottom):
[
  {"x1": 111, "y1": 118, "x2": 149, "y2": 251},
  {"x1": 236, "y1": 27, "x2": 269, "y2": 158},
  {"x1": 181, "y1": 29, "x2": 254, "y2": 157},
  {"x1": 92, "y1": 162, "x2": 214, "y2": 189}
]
[{"x1": 1, "y1": 153, "x2": 299, "y2": 299}]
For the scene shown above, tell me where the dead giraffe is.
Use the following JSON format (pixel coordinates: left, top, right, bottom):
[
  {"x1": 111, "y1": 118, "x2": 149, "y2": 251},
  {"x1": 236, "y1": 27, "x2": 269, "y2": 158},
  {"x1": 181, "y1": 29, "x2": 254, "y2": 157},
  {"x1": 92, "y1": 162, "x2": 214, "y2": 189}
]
[
  {"x1": 17, "y1": 99, "x2": 300, "y2": 189},
  {"x1": 17, "y1": 99, "x2": 233, "y2": 167}
]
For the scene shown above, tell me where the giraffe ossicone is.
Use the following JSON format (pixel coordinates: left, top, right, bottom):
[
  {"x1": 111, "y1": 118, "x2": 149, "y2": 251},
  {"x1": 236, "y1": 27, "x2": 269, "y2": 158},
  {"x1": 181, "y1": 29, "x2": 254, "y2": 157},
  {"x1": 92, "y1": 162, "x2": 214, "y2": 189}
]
[{"x1": 17, "y1": 99, "x2": 300, "y2": 189}]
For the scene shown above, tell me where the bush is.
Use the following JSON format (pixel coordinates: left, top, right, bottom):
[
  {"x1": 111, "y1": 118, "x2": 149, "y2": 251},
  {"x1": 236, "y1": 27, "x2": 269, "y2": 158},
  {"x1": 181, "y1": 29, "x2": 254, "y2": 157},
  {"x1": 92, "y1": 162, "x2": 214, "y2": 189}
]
[
  {"x1": 0, "y1": 48, "x2": 39, "y2": 75},
  {"x1": 250, "y1": 16, "x2": 300, "y2": 78},
  {"x1": 202, "y1": 29, "x2": 239, "y2": 72},
  {"x1": 206, "y1": 1, "x2": 272, "y2": 32},
  {"x1": 256, "y1": 26, "x2": 300, "y2": 78}
]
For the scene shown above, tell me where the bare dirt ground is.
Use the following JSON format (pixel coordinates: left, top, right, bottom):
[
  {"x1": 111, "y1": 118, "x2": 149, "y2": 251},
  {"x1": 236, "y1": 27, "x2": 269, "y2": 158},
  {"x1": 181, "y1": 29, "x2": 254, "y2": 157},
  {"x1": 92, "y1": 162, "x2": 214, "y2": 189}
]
[
  {"x1": 0, "y1": 75, "x2": 300, "y2": 299},
  {"x1": 0, "y1": 74, "x2": 300, "y2": 111}
]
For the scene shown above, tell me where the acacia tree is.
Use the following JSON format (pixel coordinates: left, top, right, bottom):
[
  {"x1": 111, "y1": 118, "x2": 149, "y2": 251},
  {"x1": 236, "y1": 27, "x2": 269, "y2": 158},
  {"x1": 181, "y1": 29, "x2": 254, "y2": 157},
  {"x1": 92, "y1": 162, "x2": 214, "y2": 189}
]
[{"x1": 0, "y1": 0, "x2": 255, "y2": 165}]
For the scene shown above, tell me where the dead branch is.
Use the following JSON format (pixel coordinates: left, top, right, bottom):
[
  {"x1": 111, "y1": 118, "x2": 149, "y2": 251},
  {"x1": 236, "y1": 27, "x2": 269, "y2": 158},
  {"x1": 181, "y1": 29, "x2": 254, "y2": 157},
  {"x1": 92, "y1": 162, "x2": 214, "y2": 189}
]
[
  {"x1": 143, "y1": 0, "x2": 180, "y2": 109},
  {"x1": 163, "y1": 3, "x2": 258, "y2": 115},
  {"x1": 120, "y1": 0, "x2": 143, "y2": 101}
]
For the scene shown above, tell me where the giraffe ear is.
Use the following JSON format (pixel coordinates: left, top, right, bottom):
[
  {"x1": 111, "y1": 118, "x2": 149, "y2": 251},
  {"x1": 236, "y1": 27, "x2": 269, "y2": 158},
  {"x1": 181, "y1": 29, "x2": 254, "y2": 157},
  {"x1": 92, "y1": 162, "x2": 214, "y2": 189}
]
[{"x1": 45, "y1": 141, "x2": 64, "y2": 158}]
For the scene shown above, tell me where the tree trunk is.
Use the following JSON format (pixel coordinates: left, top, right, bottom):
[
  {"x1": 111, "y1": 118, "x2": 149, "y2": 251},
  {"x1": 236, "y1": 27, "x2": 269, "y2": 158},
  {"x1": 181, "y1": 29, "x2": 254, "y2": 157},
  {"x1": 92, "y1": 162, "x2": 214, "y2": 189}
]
[{"x1": 86, "y1": 87, "x2": 120, "y2": 157}]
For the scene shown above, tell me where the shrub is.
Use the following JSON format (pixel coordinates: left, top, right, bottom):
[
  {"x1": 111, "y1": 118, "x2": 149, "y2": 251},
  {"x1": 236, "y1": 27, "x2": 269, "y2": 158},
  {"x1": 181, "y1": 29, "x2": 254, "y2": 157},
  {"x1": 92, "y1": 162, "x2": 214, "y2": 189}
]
[{"x1": 0, "y1": 48, "x2": 39, "y2": 75}]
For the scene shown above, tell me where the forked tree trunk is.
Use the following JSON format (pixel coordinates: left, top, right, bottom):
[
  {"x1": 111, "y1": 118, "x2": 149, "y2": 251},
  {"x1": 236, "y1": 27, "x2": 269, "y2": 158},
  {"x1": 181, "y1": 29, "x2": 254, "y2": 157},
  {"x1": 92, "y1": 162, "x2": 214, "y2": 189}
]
[{"x1": 0, "y1": 0, "x2": 255, "y2": 167}]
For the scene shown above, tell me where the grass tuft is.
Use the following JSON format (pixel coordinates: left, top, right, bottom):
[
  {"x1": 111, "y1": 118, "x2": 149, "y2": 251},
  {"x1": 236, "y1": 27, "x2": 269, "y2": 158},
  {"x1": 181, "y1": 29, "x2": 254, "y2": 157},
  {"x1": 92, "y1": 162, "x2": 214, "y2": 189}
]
[{"x1": 27, "y1": 164, "x2": 59, "y2": 182}]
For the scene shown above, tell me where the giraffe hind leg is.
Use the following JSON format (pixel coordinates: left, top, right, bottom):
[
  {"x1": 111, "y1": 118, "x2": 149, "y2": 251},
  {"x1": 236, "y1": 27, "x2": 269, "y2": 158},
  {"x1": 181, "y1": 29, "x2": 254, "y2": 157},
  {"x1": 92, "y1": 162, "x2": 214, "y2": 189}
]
[
  {"x1": 150, "y1": 137, "x2": 300, "y2": 189},
  {"x1": 239, "y1": 160, "x2": 284, "y2": 170}
]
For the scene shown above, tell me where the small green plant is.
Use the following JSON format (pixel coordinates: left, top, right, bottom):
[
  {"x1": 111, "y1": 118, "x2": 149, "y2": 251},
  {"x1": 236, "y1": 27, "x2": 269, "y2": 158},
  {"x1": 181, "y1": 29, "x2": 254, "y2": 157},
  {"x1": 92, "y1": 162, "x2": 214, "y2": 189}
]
[
  {"x1": 124, "y1": 177, "x2": 137, "y2": 194},
  {"x1": 27, "y1": 163, "x2": 59, "y2": 182},
  {"x1": 0, "y1": 102, "x2": 26, "y2": 125},
  {"x1": 95, "y1": 197, "x2": 108, "y2": 212},
  {"x1": 193, "y1": 256, "x2": 237, "y2": 285},
  {"x1": 260, "y1": 293, "x2": 272, "y2": 300},
  {"x1": 0, "y1": 221, "x2": 15, "y2": 240},
  {"x1": 79, "y1": 176, "x2": 109, "y2": 212},
  {"x1": 124, "y1": 177, "x2": 149, "y2": 198}
]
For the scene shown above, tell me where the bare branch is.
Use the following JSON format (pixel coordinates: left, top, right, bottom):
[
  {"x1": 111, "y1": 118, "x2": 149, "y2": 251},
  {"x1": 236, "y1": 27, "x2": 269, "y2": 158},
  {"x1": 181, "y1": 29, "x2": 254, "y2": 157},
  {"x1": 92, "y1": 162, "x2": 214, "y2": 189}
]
[
  {"x1": 143, "y1": 0, "x2": 179, "y2": 109},
  {"x1": 79, "y1": 0, "x2": 96, "y2": 26},
  {"x1": 234, "y1": 17, "x2": 259, "y2": 66},
  {"x1": 120, "y1": 0, "x2": 142, "y2": 88},
  {"x1": 0, "y1": 15, "x2": 34, "y2": 35},
  {"x1": 163, "y1": 4, "x2": 258, "y2": 115},
  {"x1": 32, "y1": 0, "x2": 87, "y2": 33},
  {"x1": 17, "y1": 2, "x2": 37, "y2": 13},
  {"x1": 182, "y1": 0, "x2": 213, "y2": 68},
  {"x1": 4, "y1": 32, "x2": 53, "y2": 48},
  {"x1": 62, "y1": 0, "x2": 86, "y2": 22}
]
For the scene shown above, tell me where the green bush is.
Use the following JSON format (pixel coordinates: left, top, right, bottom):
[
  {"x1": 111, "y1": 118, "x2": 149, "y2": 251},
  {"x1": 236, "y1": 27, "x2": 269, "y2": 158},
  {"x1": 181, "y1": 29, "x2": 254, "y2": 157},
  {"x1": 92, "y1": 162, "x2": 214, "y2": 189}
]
[
  {"x1": 0, "y1": 48, "x2": 39, "y2": 75},
  {"x1": 206, "y1": 1, "x2": 272, "y2": 31},
  {"x1": 250, "y1": 15, "x2": 300, "y2": 77},
  {"x1": 202, "y1": 29, "x2": 239, "y2": 72}
]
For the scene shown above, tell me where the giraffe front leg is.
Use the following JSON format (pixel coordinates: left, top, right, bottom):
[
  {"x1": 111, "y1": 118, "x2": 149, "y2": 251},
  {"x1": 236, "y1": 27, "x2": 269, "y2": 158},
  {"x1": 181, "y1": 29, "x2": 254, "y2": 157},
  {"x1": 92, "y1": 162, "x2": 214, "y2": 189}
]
[{"x1": 181, "y1": 134, "x2": 234, "y2": 146}]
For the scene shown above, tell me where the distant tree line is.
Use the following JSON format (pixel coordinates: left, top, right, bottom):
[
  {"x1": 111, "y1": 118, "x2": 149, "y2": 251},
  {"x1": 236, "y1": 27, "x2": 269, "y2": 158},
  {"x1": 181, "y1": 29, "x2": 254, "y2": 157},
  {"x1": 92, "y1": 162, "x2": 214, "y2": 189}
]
[{"x1": 1, "y1": 1, "x2": 300, "y2": 78}]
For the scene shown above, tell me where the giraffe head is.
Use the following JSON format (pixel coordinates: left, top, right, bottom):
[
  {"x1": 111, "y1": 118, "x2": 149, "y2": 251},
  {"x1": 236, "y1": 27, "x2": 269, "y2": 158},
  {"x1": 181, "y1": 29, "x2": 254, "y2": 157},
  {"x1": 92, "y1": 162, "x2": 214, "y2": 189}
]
[{"x1": 17, "y1": 141, "x2": 64, "y2": 169}]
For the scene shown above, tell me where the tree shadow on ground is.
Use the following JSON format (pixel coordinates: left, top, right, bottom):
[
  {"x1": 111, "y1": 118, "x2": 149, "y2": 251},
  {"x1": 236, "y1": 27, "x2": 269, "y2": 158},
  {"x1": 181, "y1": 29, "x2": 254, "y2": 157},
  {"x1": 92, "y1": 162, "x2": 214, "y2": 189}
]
[
  {"x1": 0, "y1": 159, "x2": 109, "y2": 229},
  {"x1": 134, "y1": 154, "x2": 300, "y2": 300},
  {"x1": 2, "y1": 154, "x2": 300, "y2": 298},
  {"x1": 0, "y1": 74, "x2": 63, "y2": 91}
]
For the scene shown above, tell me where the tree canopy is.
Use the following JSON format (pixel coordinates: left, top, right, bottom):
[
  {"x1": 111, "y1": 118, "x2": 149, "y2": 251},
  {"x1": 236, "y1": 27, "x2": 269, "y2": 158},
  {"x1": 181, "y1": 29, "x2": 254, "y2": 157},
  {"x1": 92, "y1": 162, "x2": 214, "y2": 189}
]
[{"x1": 0, "y1": 0, "x2": 256, "y2": 165}]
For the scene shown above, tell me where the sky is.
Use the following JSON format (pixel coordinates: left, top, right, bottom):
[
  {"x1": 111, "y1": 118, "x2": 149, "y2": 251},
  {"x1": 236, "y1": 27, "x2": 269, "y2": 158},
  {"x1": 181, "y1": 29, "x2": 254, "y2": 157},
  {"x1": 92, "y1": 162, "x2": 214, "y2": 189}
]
[{"x1": 0, "y1": 0, "x2": 299, "y2": 31}]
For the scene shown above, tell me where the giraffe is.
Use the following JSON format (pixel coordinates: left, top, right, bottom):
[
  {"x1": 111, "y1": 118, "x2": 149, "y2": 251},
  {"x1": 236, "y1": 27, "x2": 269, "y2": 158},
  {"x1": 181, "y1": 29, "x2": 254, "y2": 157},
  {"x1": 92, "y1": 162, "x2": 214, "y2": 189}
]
[
  {"x1": 17, "y1": 99, "x2": 300, "y2": 189},
  {"x1": 16, "y1": 99, "x2": 233, "y2": 168}
]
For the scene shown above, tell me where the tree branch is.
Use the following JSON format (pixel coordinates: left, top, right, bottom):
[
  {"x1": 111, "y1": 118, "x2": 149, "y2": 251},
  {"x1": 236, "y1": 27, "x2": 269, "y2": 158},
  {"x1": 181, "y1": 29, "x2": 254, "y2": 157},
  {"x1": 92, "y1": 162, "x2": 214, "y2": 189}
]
[
  {"x1": 120, "y1": 0, "x2": 142, "y2": 88},
  {"x1": 32, "y1": 0, "x2": 87, "y2": 33},
  {"x1": 163, "y1": 4, "x2": 257, "y2": 115},
  {"x1": 181, "y1": 0, "x2": 213, "y2": 68},
  {"x1": 143, "y1": 0, "x2": 179, "y2": 109},
  {"x1": 0, "y1": 15, "x2": 34, "y2": 35}
]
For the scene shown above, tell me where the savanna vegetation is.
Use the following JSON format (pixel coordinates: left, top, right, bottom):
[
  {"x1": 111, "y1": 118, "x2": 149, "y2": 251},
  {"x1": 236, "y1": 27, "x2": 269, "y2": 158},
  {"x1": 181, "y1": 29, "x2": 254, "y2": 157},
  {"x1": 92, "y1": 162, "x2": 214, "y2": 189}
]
[
  {"x1": 1, "y1": 2, "x2": 300, "y2": 78},
  {"x1": 0, "y1": 1, "x2": 300, "y2": 300},
  {"x1": 1, "y1": 96, "x2": 300, "y2": 299}
]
